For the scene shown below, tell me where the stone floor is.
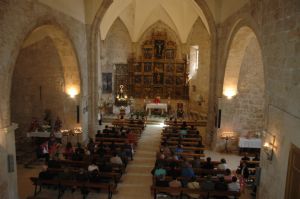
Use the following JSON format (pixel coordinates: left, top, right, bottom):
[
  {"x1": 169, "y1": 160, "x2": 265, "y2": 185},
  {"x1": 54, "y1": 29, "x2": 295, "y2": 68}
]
[{"x1": 17, "y1": 124, "x2": 254, "y2": 199}]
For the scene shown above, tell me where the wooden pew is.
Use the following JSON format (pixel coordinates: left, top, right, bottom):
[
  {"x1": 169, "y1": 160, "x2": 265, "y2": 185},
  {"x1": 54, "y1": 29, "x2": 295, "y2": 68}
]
[
  {"x1": 30, "y1": 177, "x2": 116, "y2": 199},
  {"x1": 151, "y1": 186, "x2": 240, "y2": 199}
]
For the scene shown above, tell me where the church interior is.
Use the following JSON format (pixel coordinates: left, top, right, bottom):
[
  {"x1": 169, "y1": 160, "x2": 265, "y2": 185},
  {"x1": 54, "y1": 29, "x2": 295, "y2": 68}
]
[{"x1": 0, "y1": 0, "x2": 299, "y2": 199}]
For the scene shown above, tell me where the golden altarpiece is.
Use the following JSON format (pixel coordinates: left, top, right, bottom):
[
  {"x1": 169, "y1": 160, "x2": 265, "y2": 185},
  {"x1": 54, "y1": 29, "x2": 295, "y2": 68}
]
[{"x1": 115, "y1": 32, "x2": 188, "y2": 100}]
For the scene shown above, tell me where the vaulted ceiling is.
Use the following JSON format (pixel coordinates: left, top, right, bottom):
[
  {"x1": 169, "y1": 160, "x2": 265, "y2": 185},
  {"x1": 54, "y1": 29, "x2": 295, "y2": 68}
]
[{"x1": 100, "y1": 0, "x2": 210, "y2": 43}]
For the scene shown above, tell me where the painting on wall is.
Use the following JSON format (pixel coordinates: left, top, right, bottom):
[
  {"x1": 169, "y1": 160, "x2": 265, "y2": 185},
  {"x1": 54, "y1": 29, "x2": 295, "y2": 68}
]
[{"x1": 102, "y1": 73, "x2": 112, "y2": 93}]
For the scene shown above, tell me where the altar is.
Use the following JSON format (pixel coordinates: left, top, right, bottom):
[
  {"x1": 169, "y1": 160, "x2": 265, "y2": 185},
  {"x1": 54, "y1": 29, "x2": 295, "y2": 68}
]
[
  {"x1": 146, "y1": 103, "x2": 168, "y2": 115},
  {"x1": 239, "y1": 137, "x2": 262, "y2": 154}
]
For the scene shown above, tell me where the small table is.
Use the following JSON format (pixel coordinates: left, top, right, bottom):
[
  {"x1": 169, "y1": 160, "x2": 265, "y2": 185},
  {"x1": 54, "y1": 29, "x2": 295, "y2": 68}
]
[{"x1": 145, "y1": 103, "x2": 168, "y2": 115}]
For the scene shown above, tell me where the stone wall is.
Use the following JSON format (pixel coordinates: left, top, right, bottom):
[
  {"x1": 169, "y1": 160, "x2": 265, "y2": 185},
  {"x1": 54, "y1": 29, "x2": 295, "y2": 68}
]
[
  {"x1": 258, "y1": 0, "x2": 300, "y2": 198},
  {"x1": 11, "y1": 37, "x2": 79, "y2": 156},
  {"x1": 100, "y1": 18, "x2": 133, "y2": 101},
  {"x1": 0, "y1": 1, "x2": 89, "y2": 198},
  {"x1": 217, "y1": 0, "x2": 300, "y2": 198},
  {"x1": 186, "y1": 17, "x2": 211, "y2": 120}
]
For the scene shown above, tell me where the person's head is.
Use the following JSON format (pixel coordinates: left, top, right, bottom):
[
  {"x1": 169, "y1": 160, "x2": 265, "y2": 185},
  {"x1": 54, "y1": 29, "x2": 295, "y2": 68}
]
[
  {"x1": 244, "y1": 152, "x2": 248, "y2": 157},
  {"x1": 172, "y1": 175, "x2": 177, "y2": 180},
  {"x1": 225, "y1": 169, "x2": 231, "y2": 176},
  {"x1": 232, "y1": 176, "x2": 238, "y2": 182},
  {"x1": 206, "y1": 157, "x2": 211, "y2": 162},
  {"x1": 219, "y1": 176, "x2": 225, "y2": 182},
  {"x1": 77, "y1": 142, "x2": 82, "y2": 148},
  {"x1": 66, "y1": 142, "x2": 72, "y2": 148},
  {"x1": 105, "y1": 125, "x2": 108, "y2": 129},
  {"x1": 242, "y1": 161, "x2": 247, "y2": 167},
  {"x1": 221, "y1": 158, "x2": 226, "y2": 164},
  {"x1": 97, "y1": 130, "x2": 101, "y2": 134},
  {"x1": 89, "y1": 138, "x2": 93, "y2": 143}
]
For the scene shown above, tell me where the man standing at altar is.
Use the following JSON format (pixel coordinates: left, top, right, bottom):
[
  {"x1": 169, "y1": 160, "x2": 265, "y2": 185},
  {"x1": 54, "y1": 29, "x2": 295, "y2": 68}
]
[{"x1": 153, "y1": 96, "x2": 161, "y2": 104}]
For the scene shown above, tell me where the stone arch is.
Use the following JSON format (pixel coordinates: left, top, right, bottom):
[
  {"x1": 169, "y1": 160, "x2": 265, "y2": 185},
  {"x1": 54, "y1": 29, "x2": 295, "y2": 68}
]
[
  {"x1": 136, "y1": 20, "x2": 183, "y2": 58},
  {"x1": 219, "y1": 17, "x2": 264, "y2": 96},
  {"x1": 89, "y1": 0, "x2": 217, "y2": 138},
  {"x1": 217, "y1": 25, "x2": 265, "y2": 150},
  {"x1": 223, "y1": 26, "x2": 257, "y2": 97},
  {"x1": 21, "y1": 24, "x2": 81, "y2": 94},
  {"x1": 11, "y1": 24, "x2": 82, "y2": 162}
]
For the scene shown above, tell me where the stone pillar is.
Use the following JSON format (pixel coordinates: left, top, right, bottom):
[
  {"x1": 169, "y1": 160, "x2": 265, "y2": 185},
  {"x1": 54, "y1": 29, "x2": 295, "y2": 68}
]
[{"x1": 0, "y1": 123, "x2": 19, "y2": 199}]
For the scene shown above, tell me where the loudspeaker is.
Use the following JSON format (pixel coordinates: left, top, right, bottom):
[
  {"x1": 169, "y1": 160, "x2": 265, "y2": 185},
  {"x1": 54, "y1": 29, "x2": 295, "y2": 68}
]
[
  {"x1": 76, "y1": 105, "x2": 80, "y2": 123},
  {"x1": 217, "y1": 109, "x2": 222, "y2": 128}
]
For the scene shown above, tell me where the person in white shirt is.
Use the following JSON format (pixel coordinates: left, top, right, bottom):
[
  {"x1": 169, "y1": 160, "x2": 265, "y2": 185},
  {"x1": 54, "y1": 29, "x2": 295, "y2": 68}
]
[
  {"x1": 217, "y1": 158, "x2": 228, "y2": 170},
  {"x1": 187, "y1": 177, "x2": 201, "y2": 199},
  {"x1": 88, "y1": 160, "x2": 99, "y2": 172},
  {"x1": 110, "y1": 153, "x2": 123, "y2": 165},
  {"x1": 228, "y1": 176, "x2": 240, "y2": 199}
]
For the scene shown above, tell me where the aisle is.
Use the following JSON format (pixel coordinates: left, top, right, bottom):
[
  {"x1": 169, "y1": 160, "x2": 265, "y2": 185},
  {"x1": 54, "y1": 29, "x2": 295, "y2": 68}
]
[{"x1": 113, "y1": 124, "x2": 162, "y2": 199}]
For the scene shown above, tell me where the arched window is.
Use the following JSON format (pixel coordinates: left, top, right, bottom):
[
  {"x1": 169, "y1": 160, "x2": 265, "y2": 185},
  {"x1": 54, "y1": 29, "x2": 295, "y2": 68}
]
[{"x1": 189, "y1": 45, "x2": 199, "y2": 80}]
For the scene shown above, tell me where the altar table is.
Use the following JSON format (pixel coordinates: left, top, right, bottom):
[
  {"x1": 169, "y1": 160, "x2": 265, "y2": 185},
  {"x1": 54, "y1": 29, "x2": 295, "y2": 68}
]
[
  {"x1": 146, "y1": 103, "x2": 168, "y2": 115},
  {"x1": 239, "y1": 137, "x2": 262, "y2": 149}
]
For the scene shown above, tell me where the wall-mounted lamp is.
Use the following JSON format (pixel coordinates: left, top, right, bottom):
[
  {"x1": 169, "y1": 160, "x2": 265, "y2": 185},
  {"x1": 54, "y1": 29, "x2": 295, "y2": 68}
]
[
  {"x1": 263, "y1": 131, "x2": 276, "y2": 161},
  {"x1": 67, "y1": 87, "x2": 79, "y2": 98},
  {"x1": 223, "y1": 88, "x2": 237, "y2": 99}
]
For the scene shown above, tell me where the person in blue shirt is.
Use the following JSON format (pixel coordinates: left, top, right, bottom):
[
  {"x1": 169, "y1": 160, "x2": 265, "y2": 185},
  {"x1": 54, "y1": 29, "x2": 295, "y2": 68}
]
[{"x1": 181, "y1": 161, "x2": 195, "y2": 186}]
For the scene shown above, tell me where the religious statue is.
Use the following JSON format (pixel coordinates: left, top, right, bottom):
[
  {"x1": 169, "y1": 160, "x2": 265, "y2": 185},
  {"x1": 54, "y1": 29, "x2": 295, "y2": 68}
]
[{"x1": 155, "y1": 40, "x2": 164, "y2": 58}]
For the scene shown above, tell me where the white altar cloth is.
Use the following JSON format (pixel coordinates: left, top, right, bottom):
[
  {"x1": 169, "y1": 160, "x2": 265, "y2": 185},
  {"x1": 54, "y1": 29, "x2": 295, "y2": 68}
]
[
  {"x1": 27, "y1": 132, "x2": 62, "y2": 138},
  {"x1": 146, "y1": 103, "x2": 168, "y2": 115},
  {"x1": 239, "y1": 137, "x2": 262, "y2": 148}
]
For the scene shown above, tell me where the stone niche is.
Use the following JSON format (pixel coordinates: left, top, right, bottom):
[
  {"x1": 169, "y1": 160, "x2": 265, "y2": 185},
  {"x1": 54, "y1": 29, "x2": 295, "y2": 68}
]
[{"x1": 11, "y1": 37, "x2": 78, "y2": 158}]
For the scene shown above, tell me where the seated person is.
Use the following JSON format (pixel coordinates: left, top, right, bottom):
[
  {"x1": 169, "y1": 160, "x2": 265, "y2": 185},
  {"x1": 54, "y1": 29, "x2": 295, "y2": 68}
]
[
  {"x1": 201, "y1": 175, "x2": 215, "y2": 191},
  {"x1": 87, "y1": 138, "x2": 95, "y2": 154},
  {"x1": 95, "y1": 130, "x2": 103, "y2": 138},
  {"x1": 63, "y1": 142, "x2": 73, "y2": 160},
  {"x1": 175, "y1": 144, "x2": 184, "y2": 154},
  {"x1": 228, "y1": 176, "x2": 240, "y2": 193},
  {"x1": 191, "y1": 156, "x2": 202, "y2": 168},
  {"x1": 154, "y1": 165, "x2": 166, "y2": 176},
  {"x1": 215, "y1": 176, "x2": 228, "y2": 191},
  {"x1": 168, "y1": 176, "x2": 182, "y2": 197},
  {"x1": 127, "y1": 131, "x2": 137, "y2": 145},
  {"x1": 241, "y1": 153, "x2": 250, "y2": 161},
  {"x1": 124, "y1": 140, "x2": 133, "y2": 160},
  {"x1": 103, "y1": 125, "x2": 110, "y2": 134},
  {"x1": 224, "y1": 169, "x2": 233, "y2": 182},
  {"x1": 110, "y1": 153, "x2": 123, "y2": 165},
  {"x1": 88, "y1": 160, "x2": 99, "y2": 172},
  {"x1": 202, "y1": 157, "x2": 214, "y2": 170},
  {"x1": 181, "y1": 162, "x2": 195, "y2": 185},
  {"x1": 181, "y1": 121, "x2": 187, "y2": 129},
  {"x1": 179, "y1": 128, "x2": 187, "y2": 138},
  {"x1": 252, "y1": 153, "x2": 260, "y2": 161},
  {"x1": 187, "y1": 177, "x2": 201, "y2": 199},
  {"x1": 217, "y1": 158, "x2": 228, "y2": 170},
  {"x1": 73, "y1": 143, "x2": 85, "y2": 161}
]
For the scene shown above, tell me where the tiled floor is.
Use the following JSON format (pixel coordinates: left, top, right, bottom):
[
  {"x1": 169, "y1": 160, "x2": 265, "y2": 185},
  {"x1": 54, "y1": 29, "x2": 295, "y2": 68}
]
[{"x1": 17, "y1": 124, "x2": 254, "y2": 199}]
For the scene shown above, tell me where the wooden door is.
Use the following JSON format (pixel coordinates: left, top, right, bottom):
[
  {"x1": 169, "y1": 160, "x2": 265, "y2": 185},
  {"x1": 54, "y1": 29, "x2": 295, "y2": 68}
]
[{"x1": 284, "y1": 144, "x2": 300, "y2": 199}]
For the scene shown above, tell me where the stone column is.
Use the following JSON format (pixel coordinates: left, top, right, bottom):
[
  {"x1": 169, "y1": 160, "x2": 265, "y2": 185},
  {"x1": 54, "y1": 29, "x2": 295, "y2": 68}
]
[{"x1": 0, "y1": 123, "x2": 19, "y2": 199}]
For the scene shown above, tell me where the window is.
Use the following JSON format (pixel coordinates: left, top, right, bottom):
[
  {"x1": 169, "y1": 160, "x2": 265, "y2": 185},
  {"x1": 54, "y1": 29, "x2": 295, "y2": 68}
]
[{"x1": 188, "y1": 45, "x2": 199, "y2": 80}]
